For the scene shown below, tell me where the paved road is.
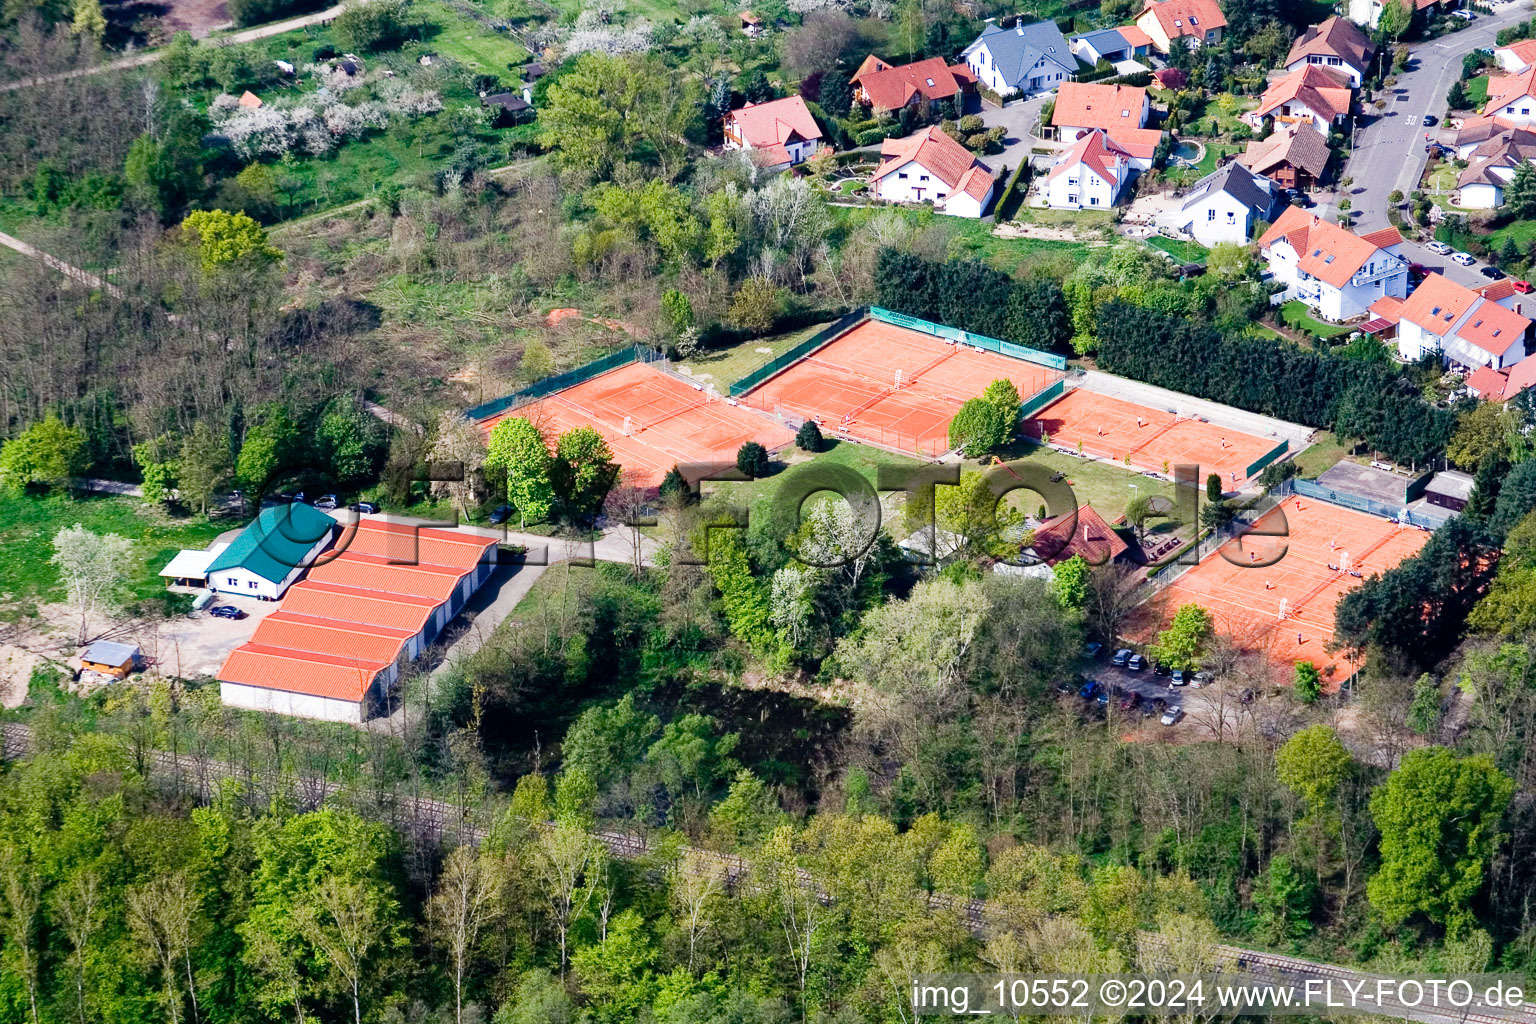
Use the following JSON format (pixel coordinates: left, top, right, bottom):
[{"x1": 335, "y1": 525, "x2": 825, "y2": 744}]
[
  {"x1": 981, "y1": 92, "x2": 1055, "y2": 181},
  {"x1": 1344, "y1": 1, "x2": 1531, "y2": 246},
  {"x1": 0, "y1": 5, "x2": 342, "y2": 92}
]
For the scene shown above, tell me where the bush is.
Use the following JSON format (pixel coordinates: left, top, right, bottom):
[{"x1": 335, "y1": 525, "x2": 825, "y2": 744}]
[
  {"x1": 736, "y1": 441, "x2": 770, "y2": 479},
  {"x1": 333, "y1": 0, "x2": 418, "y2": 53},
  {"x1": 795, "y1": 420, "x2": 823, "y2": 452},
  {"x1": 726, "y1": 278, "x2": 781, "y2": 335},
  {"x1": 227, "y1": 0, "x2": 327, "y2": 28}
]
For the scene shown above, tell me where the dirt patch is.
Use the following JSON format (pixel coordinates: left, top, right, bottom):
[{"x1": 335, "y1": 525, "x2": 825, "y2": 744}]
[
  {"x1": 0, "y1": 645, "x2": 56, "y2": 708},
  {"x1": 992, "y1": 222, "x2": 1085, "y2": 242}
]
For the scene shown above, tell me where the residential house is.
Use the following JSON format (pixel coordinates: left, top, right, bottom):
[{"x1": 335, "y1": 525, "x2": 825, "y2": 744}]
[
  {"x1": 1452, "y1": 114, "x2": 1518, "y2": 158},
  {"x1": 205, "y1": 502, "x2": 337, "y2": 602},
  {"x1": 850, "y1": 55, "x2": 977, "y2": 116},
  {"x1": 1028, "y1": 504, "x2": 1130, "y2": 565},
  {"x1": 1466, "y1": 356, "x2": 1536, "y2": 401},
  {"x1": 1485, "y1": 67, "x2": 1536, "y2": 126},
  {"x1": 1345, "y1": 0, "x2": 1457, "y2": 31},
  {"x1": 1151, "y1": 67, "x2": 1188, "y2": 90},
  {"x1": 1257, "y1": 207, "x2": 1409, "y2": 322},
  {"x1": 1249, "y1": 65, "x2": 1353, "y2": 135},
  {"x1": 1070, "y1": 26, "x2": 1153, "y2": 64},
  {"x1": 961, "y1": 20, "x2": 1079, "y2": 98},
  {"x1": 1396, "y1": 272, "x2": 1534, "y2": 368},
  {"x1": 871, "y1": 125, "x2": 995, "y2": 217},
  {"x1": 723, "y1": 95, "x2": 823, "y2": 169},
  {"x1": 1158, "y1": 161, "x2": 1280, "y2": 247},
  {"x1": 80, "y1": 641, "x2": 141, "y2": 680},
  {"x1": 1456, "y1": 126, "x2": 1536, "y2": 208},
  {"x1": 1238, "y1": 125, "x2": 1331, "y2": 190},
  {"x1": 1043, "y1": 129, "x2": 1138, "y2": 209},
  {"x1": 1134, "y1": 0, "x2": 1226, "y2": 53},
  {"x1": 1050, "y1": 81, "x2": 1150, "y2": 140},
  {"x1": 1283, "y1": 16, "x2": 1375, "y2": 88},
  {"x1": 1495, "y1": 39, "x2": 1536, "y2": 73}
]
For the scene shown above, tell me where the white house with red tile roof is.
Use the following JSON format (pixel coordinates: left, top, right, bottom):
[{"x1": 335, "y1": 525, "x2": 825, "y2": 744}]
[
  {"x1": 1283, "y1": 16, "x2": 1375, "y2": 88},
  {"x1": 723, "y1": 95, "x2": 823, "y2": 169},
  {"x1": 1258, "y1": 207, "x2": 1409, "y2": 322},
  {"x1": 1050, "y1": 81, "x2": 1150, "y2": 140},
  {"x1": 1484, "y1": 67, "x2": 1536, "y2": 126},
  {"x1": 1249, "y1": 65, "x2": 1353, "y2": 135},
  {"x1": 1134, "y1": 0, "x2": 1225, "y2": 53},
  {"x1": 1496, "y1": 39, "x2": 1536, "y2": 74},
  {"x1": 1396, "y1": 272, "x2": 1534, "y2": 368},
  {"x1": 871, "y1": 126, "x2": 995, "y2": 217},
  {"x1": 1044, "y1": 129, "x2": 1138, "y2": 209}
]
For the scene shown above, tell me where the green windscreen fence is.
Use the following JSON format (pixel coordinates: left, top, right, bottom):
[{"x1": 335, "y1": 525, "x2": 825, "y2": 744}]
[
  {"x1": 1018, "y1": 378, "x2": 1065, "y2": 418},
  {"x1": 464, "y1": 347, "x2": 639, "y2": 423},
  {"x1": 869, "y1": 307, "x2": 1068, "y2": 371},
  {"x1": 728, "y1": 309, "x2": 867, "y2": 397},
  {"x1": 1243, "y1": 439, "x2": 1289, "y2": 479}
]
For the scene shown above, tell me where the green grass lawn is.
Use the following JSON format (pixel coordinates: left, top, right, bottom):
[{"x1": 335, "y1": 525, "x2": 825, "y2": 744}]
[
  {"x1": 1466, "y1": 74, "x2": 1490, "y2": 108},
  {"x1": 1146, "y1": 236, "x2": 1209, "y2": 263},
  {"x1": 1012, "y1": 207, "x2": 1114, "y2": 231},
  {"x1": 1290, "y1": 430, "x2": 1350, "y2": 479},
  {"x1": 1485, "y1": 218, "x2": 1536, "y2": 253},
  {"x1": 1280, "y1": 300, "x2": 1352, "y2": 340},
  {"x1": 416, "y1": 1, "x2": 532, "y2": 77},
  {"x1": 1194, "y1": 142, "x2": 1243, "y2": 175},
  {"x1": 1183, "y1": 93, "x2": 1258, "y2": 138},
  {"x1": 831, "y1": 206, "x2": 1094, "y2": 275},
  {"x1": 991, "y1": 440, "x2": 1178, "y2": 525},
  {"x1": 685, "y1": 320, "x2": 838, "y2": 391},
  {"x1": 0, "y1": 492, "x2": 230, "y2": 609},
  {"x1": 700, "y1": 439, "x2": 922, "y2": 525}
]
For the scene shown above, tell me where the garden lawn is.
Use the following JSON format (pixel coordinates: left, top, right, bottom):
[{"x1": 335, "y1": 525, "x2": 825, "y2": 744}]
[
  {"x1": 1195, "y1": 142, "x2": 1243, "y2": 175},
  {"x1": 1485, "y1": 218, "x2": 1536, "y2": 254},
  {"x1": 686, "y1": 321, "x2": 841, "y2": 389},
  {"x1": 1146, "y1": 236, "x2": 1209, "y2": 263},
  {"x1": 831, "y1": 206, "x2": 1095, "y2": 274},
  {"x1": 1280, "y1": 300, "x2": 1352, "y2": 340},
  {"x1": 1467, "y1": 74, "x2": 1490, "y2": 108},
  {"x1": 0, "y1": 492, "x2": 229, "y2": 607},
  {"x1": 416, "y1": 1, "x2": 532, "y2": 78}
]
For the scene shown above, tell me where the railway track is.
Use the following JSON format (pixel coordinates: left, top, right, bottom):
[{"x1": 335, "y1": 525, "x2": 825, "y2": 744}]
[{"x1": 4, "y1": 724, "x2": 1531, "y2": 1024}]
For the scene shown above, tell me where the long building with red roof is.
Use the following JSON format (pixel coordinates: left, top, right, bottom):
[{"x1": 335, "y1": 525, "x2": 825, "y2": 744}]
[{"x1": 217, "y1": 516, "x2": 500, "y2": 722}]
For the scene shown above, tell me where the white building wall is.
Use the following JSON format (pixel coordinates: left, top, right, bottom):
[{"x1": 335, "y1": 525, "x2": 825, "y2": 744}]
[
  {"x1": 1397, "y1": 319, "x2": 1439, "y2": 361},
  {"x1": 1459, "y1": 182, "x2": 1504, "y2": 209},
  {"x1": 1183, "y1": 191, "x2": 1261, "y2": 247},
  {"x1": 208, "y1": 532, "x2": 331, "y2": 601},
  {"x1": 1492, "y1": 94, "x2": 1536, "y2": 125},
  {"x1": 220, "y1": 682, "x2": 365, "y2": 723},
  {"x1": 1045, "y1": 164, "x2": 1119, "y2": 208},
  {"x1": 1285, "y1": 55, "x2": 1364, "y2": 88},
  {"x1": 942, "y1": 187, "x2": 991, "y2": 217},
  {"x1": 876, "y1": 158, "x2": 949, "y2": 204}
]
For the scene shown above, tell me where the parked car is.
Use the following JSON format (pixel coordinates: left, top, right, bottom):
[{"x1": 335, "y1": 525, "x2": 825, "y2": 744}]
[
  {"x1": 1128, "y1": 653, "x2": 1145, "y2": 672},
  {"x1": 1239, "y1": 688, "x2": 1256, "y2": 705},
  {"x1": 1119, "y1": 691, "x2": 1142, "y2": 712},
  {"x1": 1451, "y1": 8, "x2": 1474, "y2": 19},
  {"x1": 314, "y1": 494, "x2": 339, "y2": 510},
  {"x1": 1111, "y1": 648, "x2": 1132, "y2": 667},
  {"x1": 1171, "y1": 668, "x2": 1186, "y2": 686},
  {"x1": 1153, "y1": 660, "x2": 1171, "y2": 677},
  {"x1": 209, "y1": 605, "x2": 247, "y2": 620},
  {"x1": 1083, "y1": 642, "x2": 1104, "y2": 659},
  {"x1": 1079, "y1": 679, "x2": 1102, "y2": 700},
  {"x1": 1514, "y1": 280, "x2": 1533, "y2": 293},
  {"x1": 488, "y1": 504, "x2": 513, "y2": 525},
  {"x1": 1481, "y1": 266, "x2": 1507, "y2": 280},
  {"x1": 1161, "y1": 705, "x2": 1184, "y2": 726},
  {"x1": 1425, "y1": 143, "x2": 1450, "y2": 158},
  {"x1": 1192, "y1": 671, "x2": 1213, "y2": 688},
  {"x1": 349, "y1": 501, "x2": 379, "y2": 514},
  {"x1": 1422, "y1": 113, "x2": 1438, "y2": 127},
  {"x1": 1451, "y1": 252, "x2": 1477, "y2": 266},
  {"x1": 1096, "y1": 687, "x2": 1112, "y2": 706},
  {"x1": 1424, "y1": 241, "x2": 1453, "y2": 256},
  {"x1": 292, "y1": 491, "x2": 308, "y2": 504}
]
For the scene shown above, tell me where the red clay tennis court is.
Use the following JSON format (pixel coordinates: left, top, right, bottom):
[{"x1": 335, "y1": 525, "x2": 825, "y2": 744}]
[
  {"x1": 1027, "y1": 388, "x2": 1277, "y2": 485},
  {"x1": 740, "y1": 319, "x2": 1063, "y2": 456},
  {"x1": 1149, "y1": 499, "x2": 1428, "y2": 684},
  {"x1": 475, "y1": 361, "x2": 793, "y2": 487}
]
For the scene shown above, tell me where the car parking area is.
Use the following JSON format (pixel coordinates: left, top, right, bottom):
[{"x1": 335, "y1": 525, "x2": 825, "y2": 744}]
[
  {"x1": 1073, "y1": 654, "x2": 1198, "y2": 726},
  {"x1": 154, "y1": 596, "x2": 282, "y2": 678}
]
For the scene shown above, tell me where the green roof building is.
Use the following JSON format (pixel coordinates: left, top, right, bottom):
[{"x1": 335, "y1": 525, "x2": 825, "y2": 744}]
[{"x1": 206, "y1": 503, "x2": 336, "y2": 600}]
